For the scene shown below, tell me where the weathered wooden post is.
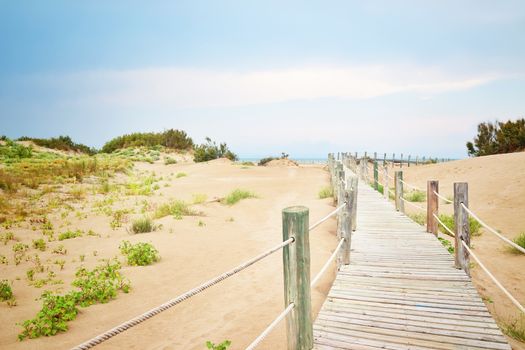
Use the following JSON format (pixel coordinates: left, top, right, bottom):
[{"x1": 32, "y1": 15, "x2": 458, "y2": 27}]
[
  {"x1": 395, "y1": 171, "x2": 404, "y2": 212},
  {"x1": 350, "y1": 176, "x2": 358, "y2": 231},
  {"x1": 383, "y1": 164, "x2": 389, "y2": 199},
  {"x1": 408, "y1": 155, "x2": 411, "y2": 167},
  {"x1": 427, "y1": 181, "x2": 439, "y2": 235},
  {"x1": 454, "y1": 183, "x2": 470, "y2": 276},
  {"x1": 400, "y1": 153, "x2": 403, "y2": 168},
  {"x1": 383, "y1": 153, "x2": 386, "y2": 166},
  {"x1": 341, "y1": 189, "x2": 353, "y2": 265},
  {"x1": 373, "y1": 161, "x2": 379, "y2": 191},
  {"x1": 282, "y1": 206, "x2": 313, "y2": 350},
  {"x1": 416, "y1": 156, "x2": 419, "y2": 166},
  {"x1": 392, "y1": 153, "x2": 395, "y2": 168}
]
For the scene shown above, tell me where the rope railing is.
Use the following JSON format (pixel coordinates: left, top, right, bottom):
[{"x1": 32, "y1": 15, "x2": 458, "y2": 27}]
[
  {"x1": 460, "y1": 203, "x2": 525, "y2": 254},
  {"x1": 72, "y1": 238, "x2": 294, "y2": 350},
  {"x1": 400, "y1": 196, "x2": 426, "y2": 212},
  {"x1": 311, "y1": 237, "x2": 346, "y2": 288},
  {"x1": 309, "y1": 202, "x2": 346, "y2": 231},
  {"x1": 461, "y1": 240, "x2": 525, "y2": 314},
  {"x1": 245, "y1": 303, "x2": 295, "y2": 350},
  {"x1": 400, "y1": 178, "x2": 425, "y2": 192},
  {"x1": 432, "y1": 213, "x2": 455, "y2": 237},
  {"x1": 434, "y1": 190, "x2": 453, "y2": 204}
]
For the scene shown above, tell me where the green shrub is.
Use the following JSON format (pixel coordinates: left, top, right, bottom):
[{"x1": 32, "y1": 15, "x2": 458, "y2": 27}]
[
  {"x1": 164, "y1": 156, "x2": 177, "y2": 165},
  {"x1": 1, "y1": 231, "x2": 16, "y2": 245},
  {"x1": 0, "y1": 280, "x2": 13, "y2": 301},
  {"x1": 206, "y1": 340, "x2": 232, "y2": 350},
  {"x1": 193, "y1": 137, "x2": 237, "y2": 162},
  {"x1": 72, "y1": 260, "x2": 130, "y2": 307},
  {"x1": 101, "y1": 129, "x2": 193, "y2": 153},
  {"x1": 404, "y1": 190, "x2": 426, "y2": 202},
  {"x1": 131, "y1": 217, "x2": 155, "y2": 233},
  {"x1": 508, "y1": 232, "x2": 525, "y2": 254},
  {"x1": 437, "y1": 214, "x2": 482, "y2": 236},
  {"x1": 119, "y1": 241, "x2": 160, "y2": 266},
  {"x1": 192, "y1": 193, "x2": 208, "y2": 204},
  {"x1": 258, "y1": 157, "x2": 277, "y2": 166},
  {"x1": 32, "y1": 238, "x2": 47, "y2": 251},
  {"x1": 318, "y1": 186, "x2": 333, "y2": 199},
  {"x1": 18, "y1": 292, "x2": 78, "y2": 340},
  {"x1": 501, "y1": 316, "x2": 525, "y2": 342},
  {"x1": 154, "y1": 200, "x2": 197, "y2": 220},
  {"x1": 17, "y1": 135, "x2": 96, "y2": 155},
  {"x1": 58, "y1": 230, "x2": 83, "y2": 241},
  {"x1": 176, "y1": 172, "x2": 187, "y2": 178},
  {"x1": 223, "y1": 189, "x2": 257, "y2": 205}
]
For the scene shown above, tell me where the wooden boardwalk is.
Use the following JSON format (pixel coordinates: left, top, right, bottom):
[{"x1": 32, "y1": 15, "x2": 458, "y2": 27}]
[{"x1": 313, "y1": 183, "x2": 511, "y2": 350}]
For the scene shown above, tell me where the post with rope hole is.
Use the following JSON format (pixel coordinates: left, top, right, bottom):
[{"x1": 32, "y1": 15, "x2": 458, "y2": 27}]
[
  {"x1": 282, "y1": 206, "x2": 313, "y2": 350},
  {"x1": 373, "y1": 160, "x2": 379, "y2": 191},
  {"x1": 454, "y1": 183, "x2": 470, "y2": 276},
  {"x1": 350, "y1": 175, "x2": 358, "y2": 231},
  {"x1": 383, "y1": 163, "x2": 389, "y2": 199},
  {"x1": 427, "y1": 181, "x2": 439, "y2": 235},
  {"x1": 341, "y1": 189, "x2": 353, "y2": 265},
  {"x1": 395, "y1": 171, "x2": 404, "y2": 212}
]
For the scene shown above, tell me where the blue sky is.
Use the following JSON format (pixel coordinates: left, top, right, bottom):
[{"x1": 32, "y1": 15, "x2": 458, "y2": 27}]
[{"x1": 1, "y1": 1, "x2": 524, "y2": 158}]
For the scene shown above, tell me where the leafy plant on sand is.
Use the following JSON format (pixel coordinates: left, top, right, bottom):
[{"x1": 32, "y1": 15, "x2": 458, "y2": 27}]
[
  {"x1": 0, "y1": 280, "x2": 13, "y2": 301},
  {"x1": 58, "y1": 229, "x2": 83, "y2": 241},
  {"x1": 404, "y1": 190, "x2": 426, "y2": 202},
  {"x1": 119, "y1": 241, "x2": 160, "y2": 266},
  {"x1": 32, "y1": 238, "x2": 47, "y2": 251},
  {"x1": 176, "y1": 172, "x2": 187, "y2": 178},
  {"x1": 18, "y1": 259, "x2": 130, "y2": 340},
  {"x1": 508, "y1": 232, "x2": 525, "y2": 254},
  {"x1": 318, "y1": 186, "x2": 333, "y2": 199},
  {"x1": 131, "y1": 216, "x2": 156, "y2": 233},
  {"x1": 154, "y1": 200, "x2": 198, "y2": 220},
  {"x1": 193, "y1": 137, "x2": 237, "y2": 162},
  {"x1": 438, "y1": 237, "x2": 454, "y2": 254},
  {"x1": 437, "y1": 214, "x2": 482, "y2": 237},
  {"x1": 206, "y1": 340, "x2": 232, "y2": 350},
  {"x1": 222, "y1": 189, "x2": 257, "y2": 205}
]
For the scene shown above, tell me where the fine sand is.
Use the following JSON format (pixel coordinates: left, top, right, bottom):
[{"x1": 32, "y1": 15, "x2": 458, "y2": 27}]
[
  {"x1": 0, "y1": 159, "x2": 338, "y2": 349},
  {"x1": 387, "y1": 152, "x2": 525, "y2": 350}
]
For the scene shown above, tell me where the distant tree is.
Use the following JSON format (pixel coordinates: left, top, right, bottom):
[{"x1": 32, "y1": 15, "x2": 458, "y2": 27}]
[
  {"x1": 193, "y1": 137, "x2": 238, "y2": 162},
  {"x1": 467, "y1": 118, "x2": 525, "y2": 156}
]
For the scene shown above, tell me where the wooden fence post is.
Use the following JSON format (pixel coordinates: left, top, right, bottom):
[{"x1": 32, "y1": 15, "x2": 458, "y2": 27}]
[
  {"x1": 408, "y1": 155, "x2": 411, "y2": 167},
  {"x1": 454, "y1": 183, "x2": 470, "y2": 276},
  {"x1": 383, "y1": 153, "x2": 386, "y2": 166},
  {"x1": 400, "y1": 153, "x2": 403, "y2": 168},
  {"x1": 350, "y1": 176, "x2": 358, "y2": 231},
  {"x1": 373, "y1": 161, "x2": 378, "y2": 191},
  {"x1": 341, "y1": 190, "x2": 353, "y2": 265},
  {"x1": 427, "y1": 181, "x2": 439, "y2": 235},
  {"x1": 395, "y1": 171, "x2": 404, "y2": 212},
  {"x1": 383, "y1": 164, "x2": 389, "y2": 199},
  {"x1": 282, "y1": 206, "x2": 313, "y2": 350},
  {"x1": 392, "y1": 153, "x2": 395, "y2": 168}
]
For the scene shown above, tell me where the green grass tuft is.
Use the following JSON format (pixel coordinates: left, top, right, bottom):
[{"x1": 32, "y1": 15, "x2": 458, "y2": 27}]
[
  {"x1": 404, "y1": 190, "x2": 426, "y2": 202},
  {"x1": 192, "y1": 193, "x2": 208, "y2": 204},
  {"x1": 176, "y1": 172, "x2": 187, "y2": 178},
  {"x1": 119, "y1": 241, "x2": 159, "y2": 266},
  {"x1": 501, "y1": 316, "x2": 525, "y2": 342},
  {"x1": 318, "y1": 186, "x2": 333, "y2": 199},
  {"x1": 154, "y1": 200, "x2": 198, "y2": 220},
  {"x1": 223, "y1": 189, "x2": 257, "y2": 205},
  {"x1": 437, "y1": 214, "x2": 482, "y2": 237},
  {"x1": 508, "y1": 232, "x2": 525, "y2": 254},
  {"x1": 131, "y1": 217, "x2": 155, "y2": 234}
]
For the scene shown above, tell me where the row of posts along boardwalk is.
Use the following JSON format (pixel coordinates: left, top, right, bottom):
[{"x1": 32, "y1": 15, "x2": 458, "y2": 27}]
[{"x1": 313, "y1": 173, "x2": 511, "y2": 349}]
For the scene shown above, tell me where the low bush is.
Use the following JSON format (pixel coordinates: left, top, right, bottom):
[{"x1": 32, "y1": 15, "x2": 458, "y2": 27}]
[
  {"x1": 193, "y1": 137, "x2": 237, "y2": 162},
  {"x1": 222, "y1": 189, "x2": 257, "y2": 205},
  {"x1": 0, "y1": 280, "x2": 13, "y2": 301},
  {"x1": 32, "y1": 239, "x2": 47, "y2": 251},
  {"x1": 154, "y1": 200, "x2": 198, "y2": 220},
  {"x1": 101, "y1": 129, "x2": 193, "y2": 153},
  {"x1": 131, "y1": 217, "x2": 155, "y2": 233},
  {"x1": 508, "y1": 232, "x2": 525, "y2": 254},
  {"x1": 437, "y1": 214, "x2": 482, "y2": 236},
  {"x1": 17, "y1": 135, "x2": 96, "y2": 155},
  {"x1": 206, "y1": 340, "x2": 232, "y2": 350},
  {"x1": 176, "y1": 172, "x2": 187, "y2": 178},
  {"x1": 58, "y1": 230, "x2": 83, "y2": 241},
  {"x1": 164, "y1": 156, "x2": 177, "y2": 165},
  {"x1": 119, "y1": 241, "x2": 160, "y2": 266},
  {"x1": 404, "y1": 190, "x2": 426, "y2": 202},
  {"x1": 318, "y1": 186, "x2": 333, "y2": 199}
]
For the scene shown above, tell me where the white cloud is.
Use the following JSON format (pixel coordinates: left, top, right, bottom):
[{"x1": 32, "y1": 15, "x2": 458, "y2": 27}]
[{"x1": 53, "y1": 64, "x2": 499, "y2": 109}]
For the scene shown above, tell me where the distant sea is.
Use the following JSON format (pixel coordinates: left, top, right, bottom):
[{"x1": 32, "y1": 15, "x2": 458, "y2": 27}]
[{"x1": 239, "y1": 157, "x2": 327, "y2": 164}]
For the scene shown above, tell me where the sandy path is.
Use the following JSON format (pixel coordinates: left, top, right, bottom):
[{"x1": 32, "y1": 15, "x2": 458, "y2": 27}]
[
  {"x1": 0, "y1": 160, "x2": 337, "y2": 349},
  {"x1": 382, "y1": 152, "x2": 525, "y2": 349}
]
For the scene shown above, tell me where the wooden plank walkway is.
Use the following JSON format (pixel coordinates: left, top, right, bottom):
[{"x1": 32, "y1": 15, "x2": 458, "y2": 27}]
[{"x1": 313, "y1": 182, "x2": 511, "y2": 350}]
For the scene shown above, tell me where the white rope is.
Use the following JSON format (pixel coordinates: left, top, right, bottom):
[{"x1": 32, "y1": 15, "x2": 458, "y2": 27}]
[
  {"x1": 72, "y1": 238, "x2": 294, "y2": 350},
  {"x1": 400, "y1": 179, "x2": 425, "y2": 192},
  {"x1": 461, "y1": 240, "x2": 525, "y2": 314},
  {"x1": 311, "y1": 238, "x2": 346, "y2": 288},
  {"x1": 245, "y1": 303, "x2": 295, "y2": 350},
  {"x1": 434, "y1": 190, "x2": 453, "y2": 204},
  {"x1": 433, "y1": 213, "x2": 455, "y2": 237},
  {"x1": 386, "y1": 173, "x2": 395, "y2": 180},
  {"x1": 400, "y1": 197, "x2": 426, "y2": 212},
  {"x1": 309, "y1": 202, "x2": 346, "y2": 231},
  {"x1": 461, "y1": 204, "x2": 525, "y2": 254}
]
